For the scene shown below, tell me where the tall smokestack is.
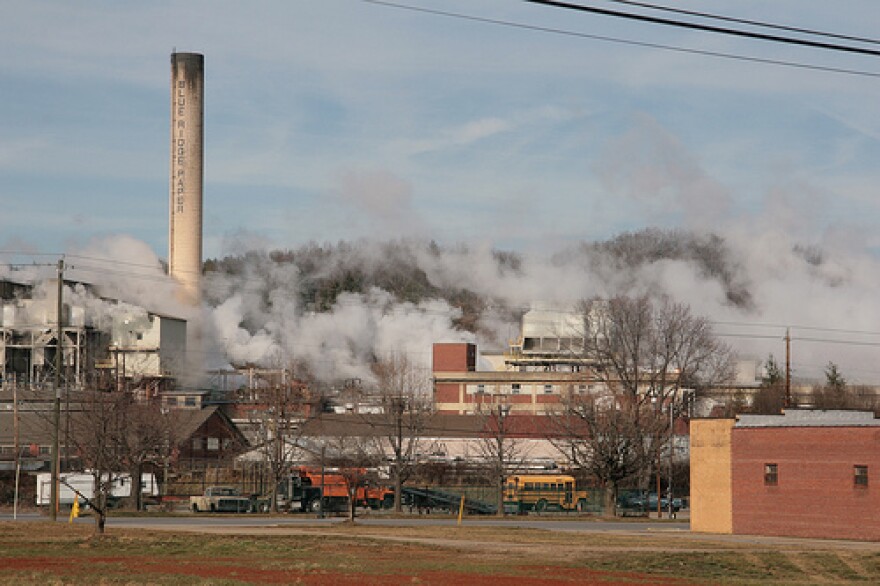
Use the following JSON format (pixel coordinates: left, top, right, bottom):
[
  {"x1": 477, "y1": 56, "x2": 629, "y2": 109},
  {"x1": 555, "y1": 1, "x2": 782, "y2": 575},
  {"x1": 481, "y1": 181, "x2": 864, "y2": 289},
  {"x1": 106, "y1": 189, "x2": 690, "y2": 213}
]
[{"x1": 169, "y1": 52, "x2": 204, "y2": 303}]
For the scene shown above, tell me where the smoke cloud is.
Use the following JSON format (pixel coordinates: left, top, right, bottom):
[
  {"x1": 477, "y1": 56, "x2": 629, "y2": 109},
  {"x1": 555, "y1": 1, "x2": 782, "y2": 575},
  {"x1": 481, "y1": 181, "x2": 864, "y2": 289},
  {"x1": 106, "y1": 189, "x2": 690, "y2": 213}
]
[{"x1": 6, "y1": 225, "x2": 880, "y2": 386}]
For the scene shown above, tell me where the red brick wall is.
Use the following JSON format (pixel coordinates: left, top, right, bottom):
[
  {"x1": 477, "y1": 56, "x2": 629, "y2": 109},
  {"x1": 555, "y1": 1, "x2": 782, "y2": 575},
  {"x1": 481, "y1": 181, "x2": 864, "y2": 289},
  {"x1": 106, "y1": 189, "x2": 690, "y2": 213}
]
[
  {"x1": 432, "y1": 343, "x2": 476, "y2": 372},
  {"x1": 506, "y1": 395, "x2": 534, "y2": 407},
  {"x1": 732, "y1": 427, "x2": 880, "y2": 540},
  {"x1": 434, "y1": 383, "x2": 461, "y2": 404},
  {"x1": 535, "y1": 394, "x2": 561, "y2": 405}
]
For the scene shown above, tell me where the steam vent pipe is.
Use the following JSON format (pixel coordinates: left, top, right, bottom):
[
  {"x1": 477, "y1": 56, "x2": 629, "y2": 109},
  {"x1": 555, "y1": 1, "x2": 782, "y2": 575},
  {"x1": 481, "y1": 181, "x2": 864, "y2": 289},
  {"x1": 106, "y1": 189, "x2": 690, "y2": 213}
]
[{"x1": 169, "y1": 52, "x2": 204, "y2": 303}]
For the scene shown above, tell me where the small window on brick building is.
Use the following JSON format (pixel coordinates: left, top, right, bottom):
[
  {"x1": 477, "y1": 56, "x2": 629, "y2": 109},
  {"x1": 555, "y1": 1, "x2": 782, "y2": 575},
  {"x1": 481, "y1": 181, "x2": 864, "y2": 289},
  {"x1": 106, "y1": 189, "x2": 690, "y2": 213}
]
[
  {"x1": 511, "y1": 383, "x2": 521, "y2": 395},
  {"x1": 544, "y1": 384, "x2": 553, "y2": 394},
  {"x1": 476, "y1": 384, "x2": 485, "y2": 394},
  {"x1": 764, "y1": 463, "x2": 778, "y2": 486},
  {"x1": 854, "y1": 465, "x2": 868, "y2": 487}
]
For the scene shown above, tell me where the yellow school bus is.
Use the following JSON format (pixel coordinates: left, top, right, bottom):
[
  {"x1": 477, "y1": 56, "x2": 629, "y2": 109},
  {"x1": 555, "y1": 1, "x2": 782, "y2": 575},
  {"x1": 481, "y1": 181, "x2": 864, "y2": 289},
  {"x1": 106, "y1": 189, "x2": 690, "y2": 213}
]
[{"x1": 504, "y1": 474, "x2": 589, "y2": 513}]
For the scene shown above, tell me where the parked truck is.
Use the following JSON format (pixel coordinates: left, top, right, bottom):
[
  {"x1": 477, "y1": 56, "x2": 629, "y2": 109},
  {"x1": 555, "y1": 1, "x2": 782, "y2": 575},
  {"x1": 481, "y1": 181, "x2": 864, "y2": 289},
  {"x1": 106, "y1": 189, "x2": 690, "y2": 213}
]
[
  {"x1": 190, "y1": 486, "x2": 254, "y2": 513},
  {"x1": 36, "y1": 472, "x2": 159, "y2": 508},
  {"x1": 275, "y1": 467, "x2": 393, "y2": 513}
]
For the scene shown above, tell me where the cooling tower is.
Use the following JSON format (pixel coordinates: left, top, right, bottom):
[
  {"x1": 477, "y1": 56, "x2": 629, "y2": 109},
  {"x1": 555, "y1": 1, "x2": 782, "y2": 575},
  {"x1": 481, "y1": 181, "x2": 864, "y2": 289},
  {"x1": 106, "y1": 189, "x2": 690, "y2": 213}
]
[{"x1": 168, "y1": 52, "x2": 204, "y2": 303}]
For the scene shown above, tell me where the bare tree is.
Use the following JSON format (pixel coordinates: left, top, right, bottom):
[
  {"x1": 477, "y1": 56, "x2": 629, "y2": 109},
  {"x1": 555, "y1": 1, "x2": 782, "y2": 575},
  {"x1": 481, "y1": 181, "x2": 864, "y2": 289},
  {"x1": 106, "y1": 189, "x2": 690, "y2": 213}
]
[
  {"x1": 66, "y1": 389, "x2": 133, "y2": 535},
  {"x1": 115, "y1": 400, "x2": 177, "y2": 511},
  {"x1": 554, "y1": 295, "x2": 733, "y2": 516},
  {"x1": 321, "y1": 434, "x2": 380, "y2": 522},
  {"x1": 248, "y1": 378, "x2": 316, "y2": 512},
  {"x1": 369, "y1": 353, "x2": 432, "y2": 512},
  {"x1": 553, "y1": 392, "x2": 668, "y2": 515},
  {"x1": 577, "y1": 296, "x2": 733, "y2": 406},
  {"x1": 474, "y1": 399, "x2": 530, "y2": 517}
]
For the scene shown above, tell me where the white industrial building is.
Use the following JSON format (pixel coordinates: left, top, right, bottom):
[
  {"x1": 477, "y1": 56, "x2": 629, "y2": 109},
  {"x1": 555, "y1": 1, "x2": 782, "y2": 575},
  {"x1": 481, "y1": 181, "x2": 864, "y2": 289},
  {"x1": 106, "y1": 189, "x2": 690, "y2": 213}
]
[{"x1": 0, "y1": 277, "x2": 186, "y2": 395}]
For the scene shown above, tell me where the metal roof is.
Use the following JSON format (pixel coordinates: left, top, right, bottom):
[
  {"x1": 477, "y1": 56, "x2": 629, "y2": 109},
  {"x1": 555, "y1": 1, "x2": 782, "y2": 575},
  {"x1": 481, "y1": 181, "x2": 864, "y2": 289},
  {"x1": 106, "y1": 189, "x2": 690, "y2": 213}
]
[{"x1": 736, "y1": 409, "x2": 880, "y2": 428}]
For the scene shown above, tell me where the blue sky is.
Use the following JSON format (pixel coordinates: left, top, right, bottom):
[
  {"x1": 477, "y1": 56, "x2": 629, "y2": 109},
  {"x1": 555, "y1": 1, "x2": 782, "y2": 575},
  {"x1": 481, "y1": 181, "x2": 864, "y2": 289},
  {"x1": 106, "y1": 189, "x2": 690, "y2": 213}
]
[
  {"x1": 5, "y1": 1, "x2": 880, "y2": 382},
  {"x1": 2, "y1": 0, "x2": 880, "y2": 260}
]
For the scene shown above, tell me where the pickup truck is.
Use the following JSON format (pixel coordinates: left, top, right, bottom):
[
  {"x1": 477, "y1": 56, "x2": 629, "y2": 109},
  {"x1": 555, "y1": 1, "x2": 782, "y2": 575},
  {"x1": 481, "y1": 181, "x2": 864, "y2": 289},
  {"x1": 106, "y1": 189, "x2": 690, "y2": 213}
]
[{"x1": 190, "y1": 486, "x2": 253, "y2": 513}]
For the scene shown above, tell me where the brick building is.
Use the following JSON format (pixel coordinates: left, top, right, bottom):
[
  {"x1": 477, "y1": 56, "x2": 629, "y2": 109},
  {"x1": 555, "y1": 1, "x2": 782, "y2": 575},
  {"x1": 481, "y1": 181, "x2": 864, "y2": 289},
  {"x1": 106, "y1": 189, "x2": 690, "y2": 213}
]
[
  {"x1": 432, "y1": 342, "x2": 599, "y2": 415},
  {"x1": 691, "y1": 410, "x2": 880, "y2": 541}
]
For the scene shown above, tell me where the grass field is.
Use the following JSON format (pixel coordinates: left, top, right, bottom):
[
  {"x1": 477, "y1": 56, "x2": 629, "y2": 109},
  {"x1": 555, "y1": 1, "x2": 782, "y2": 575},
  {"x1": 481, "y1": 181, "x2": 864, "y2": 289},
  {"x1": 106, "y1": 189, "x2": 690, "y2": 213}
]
[{"x1": 1, "y1": 520, "x2": 879, "y2": 584}]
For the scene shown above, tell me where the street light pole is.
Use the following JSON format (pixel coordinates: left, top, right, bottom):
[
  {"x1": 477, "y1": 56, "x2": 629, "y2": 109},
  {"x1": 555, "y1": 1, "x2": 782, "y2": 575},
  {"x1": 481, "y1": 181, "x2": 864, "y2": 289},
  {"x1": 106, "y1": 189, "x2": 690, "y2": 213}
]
[
  {"x1": 495, "y1": 400, "x2": 510, "y2": 518},
  {"x1": 50, "y1": 258, "x2": 64, "y2": 522},
  {"x1": 668, "y1": 392, "x2": 676, "y2": 519}
]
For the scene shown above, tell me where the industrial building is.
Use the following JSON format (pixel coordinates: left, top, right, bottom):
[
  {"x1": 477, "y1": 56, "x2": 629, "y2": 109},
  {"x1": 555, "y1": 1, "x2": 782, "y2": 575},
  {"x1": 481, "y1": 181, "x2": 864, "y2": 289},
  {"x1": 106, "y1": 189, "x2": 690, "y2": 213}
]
[
  {"x1": 0, "y1": 277, "x2": 186, "y2": 396},
  {"x1": 691, "y1": 410, "x2": 880, "y2": 541},
  {"x1": 0, "y1": 276, "x2": 111, "y2": 391},
  {"x1": 433, "y1": 342, "x2": 600, "y2": 415},
  {"x1": 433, "y1": 306, "x2": 603, "y2": 415}
]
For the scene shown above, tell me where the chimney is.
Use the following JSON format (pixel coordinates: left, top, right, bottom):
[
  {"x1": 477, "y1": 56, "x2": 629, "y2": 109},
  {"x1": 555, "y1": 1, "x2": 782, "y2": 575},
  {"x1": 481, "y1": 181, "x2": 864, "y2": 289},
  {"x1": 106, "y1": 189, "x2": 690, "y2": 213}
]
[{"x1": 168, "y1": 52, "x2": 204, "y2": 303}]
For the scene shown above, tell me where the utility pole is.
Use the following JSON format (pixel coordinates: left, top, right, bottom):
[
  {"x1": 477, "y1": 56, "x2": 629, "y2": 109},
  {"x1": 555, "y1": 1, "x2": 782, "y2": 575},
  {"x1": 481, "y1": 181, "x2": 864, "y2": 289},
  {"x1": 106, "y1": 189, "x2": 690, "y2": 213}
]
[
  {"x1": 13, "y1": 376, "x2": 20, "y2": 520},
  {"x1": 784, "y1": 328, "x2": 792, "y2": 408},
  {"x1": 50, "y1": 258, "x2": 64, "y2": 521},
  {"x1": 319, "y1": 445, "x2": 325, "y2": 519}
]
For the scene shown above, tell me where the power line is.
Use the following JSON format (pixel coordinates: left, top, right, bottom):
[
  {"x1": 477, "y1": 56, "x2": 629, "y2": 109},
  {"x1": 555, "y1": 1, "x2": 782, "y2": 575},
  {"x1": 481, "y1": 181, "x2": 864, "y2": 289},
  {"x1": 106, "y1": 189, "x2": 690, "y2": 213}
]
[
  {"x1": 360, "y1": 1, "x2": 880, "y2": 79},
  {"x1": 794, "y1": 337, "x2": 880, "y2": 348},
  {"x1": 526, "y1": 0, "x2": 880, "y2": 57},
  {"x1": 65, "y1": 253, "x2": 165, "y2": 271},
  {"x1": 0, "y1": 251, "x2": 63, "y2": 257},
  {"x1": 601, "y1": 0, "x2": 880, "y2": 46},
  {"x1": 710, "y1": 320, "x2": 880, "y2": 339},
  {"x1": 0, "y1": 263, "x2": 57, "y2": 269}
]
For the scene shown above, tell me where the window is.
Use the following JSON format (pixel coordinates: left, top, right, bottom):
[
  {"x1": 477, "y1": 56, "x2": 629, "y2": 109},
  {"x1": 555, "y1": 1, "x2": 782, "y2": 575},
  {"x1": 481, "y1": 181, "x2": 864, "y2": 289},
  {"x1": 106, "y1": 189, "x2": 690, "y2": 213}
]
[
  {"x1": 207, "y1": 438, "x2": 220, "y2": 451},
  {"x1": 855, "y1": 465, "x2": 868, "y2": 487},
  {"x1": 165, "y1": 396, "x2": 178, "y2": 407},
  {"x1": 578, "y1": 385, "x2": 587, "y2": 394},
  {"x1": 511, "y1": 383, "x2": 521, "y2": 395},
  {"x1": 192, "y1": 438, "x2": 202, "y2": 451},
  {"x1": 544, "y1": 384, "x2": 553, "y2": 394},
  {"x1": 184, "y1": 396, "x2": 196, "y2": 407},
  {"x1": 476, "y1": 384, "x2": 485, "y2": 394},
  {"x1": 764, "y1": 463, "x2": 778, "y2": 486}
]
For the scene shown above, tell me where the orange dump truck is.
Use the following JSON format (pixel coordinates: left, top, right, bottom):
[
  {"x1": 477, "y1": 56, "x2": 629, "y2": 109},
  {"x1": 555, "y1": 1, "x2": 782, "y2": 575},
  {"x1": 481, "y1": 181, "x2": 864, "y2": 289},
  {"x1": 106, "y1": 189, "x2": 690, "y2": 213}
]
[{"x1": 275, "y1": 467, "x2": 392, "y2": 513}]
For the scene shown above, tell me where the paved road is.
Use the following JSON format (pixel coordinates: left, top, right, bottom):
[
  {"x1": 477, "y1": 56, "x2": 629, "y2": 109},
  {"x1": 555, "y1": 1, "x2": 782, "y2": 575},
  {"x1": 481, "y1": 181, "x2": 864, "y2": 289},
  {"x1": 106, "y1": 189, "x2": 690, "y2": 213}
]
[
  {"x1": 2, "y1": 511, "x2": 688, "y2": 534},
  {"x1": 9, "y1": 512, "x2": 880, "y2": 551}
]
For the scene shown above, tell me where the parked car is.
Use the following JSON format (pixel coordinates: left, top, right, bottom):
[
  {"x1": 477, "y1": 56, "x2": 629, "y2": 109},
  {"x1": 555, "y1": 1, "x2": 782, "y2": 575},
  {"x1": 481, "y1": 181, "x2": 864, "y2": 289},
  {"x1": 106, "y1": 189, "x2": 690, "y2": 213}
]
[
  {"x1": 646, "y1": 493, "x2": 681, "y2": 512},
  {"x1": 190, "y1": 486, "x2": 253, "y2": 513},
  {"x1": 617, "y1": 491, "x2": 681, "y2": 513}
]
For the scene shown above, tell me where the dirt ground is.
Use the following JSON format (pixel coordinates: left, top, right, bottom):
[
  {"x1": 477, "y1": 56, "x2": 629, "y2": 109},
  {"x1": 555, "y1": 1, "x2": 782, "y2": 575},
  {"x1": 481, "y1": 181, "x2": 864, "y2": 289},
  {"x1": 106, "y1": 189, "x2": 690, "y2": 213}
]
[{"x1": 2, "y1": 520, "x2": 879, "y2": 585}]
